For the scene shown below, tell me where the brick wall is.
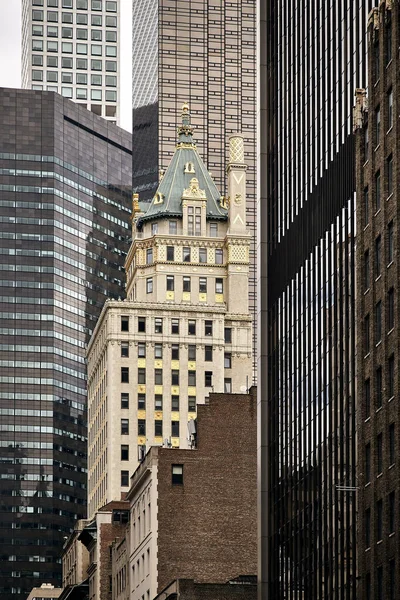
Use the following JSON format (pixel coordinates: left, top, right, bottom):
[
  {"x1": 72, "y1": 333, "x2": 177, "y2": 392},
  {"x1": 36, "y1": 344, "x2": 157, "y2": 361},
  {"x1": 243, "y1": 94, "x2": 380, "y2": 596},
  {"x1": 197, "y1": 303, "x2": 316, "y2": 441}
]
[{"x1": 156, "y1": 390, "x2": 257, "y2": 593}]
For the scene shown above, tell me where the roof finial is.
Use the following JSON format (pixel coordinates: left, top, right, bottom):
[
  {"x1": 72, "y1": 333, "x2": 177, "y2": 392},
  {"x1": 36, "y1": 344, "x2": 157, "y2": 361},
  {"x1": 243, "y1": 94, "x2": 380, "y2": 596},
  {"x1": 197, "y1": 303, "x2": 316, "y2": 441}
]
[{"x1": 177, "y1": 102, "x2": 195, "y2": 145}]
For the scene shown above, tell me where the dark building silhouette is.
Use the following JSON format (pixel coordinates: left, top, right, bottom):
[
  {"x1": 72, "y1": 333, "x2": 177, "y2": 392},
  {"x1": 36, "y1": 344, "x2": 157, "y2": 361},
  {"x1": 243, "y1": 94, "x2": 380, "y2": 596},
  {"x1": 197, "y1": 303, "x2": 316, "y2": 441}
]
[
  {"x1": 355, "y1": 2, "x2": 398, "y2": 599},
  {"x1": 0, "y1": 88, "x2": 131, "y2": 599},
  {"x1": 258, "y1": 1, "x2": 377, "y2": 598}
]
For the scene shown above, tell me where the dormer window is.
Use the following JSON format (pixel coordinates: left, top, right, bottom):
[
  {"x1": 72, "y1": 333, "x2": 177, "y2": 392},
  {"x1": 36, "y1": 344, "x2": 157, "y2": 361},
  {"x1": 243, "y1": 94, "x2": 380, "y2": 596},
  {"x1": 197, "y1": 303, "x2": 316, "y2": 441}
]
[
  {"x1": 154, "y1": 192, "x2": 164, "y2": 205},
  {"x1": 188, "y1": 206, "x2": 201, "y2": 236},
  {"x1": 184, "y1": 161, "x2": 195, "y2": 174}
]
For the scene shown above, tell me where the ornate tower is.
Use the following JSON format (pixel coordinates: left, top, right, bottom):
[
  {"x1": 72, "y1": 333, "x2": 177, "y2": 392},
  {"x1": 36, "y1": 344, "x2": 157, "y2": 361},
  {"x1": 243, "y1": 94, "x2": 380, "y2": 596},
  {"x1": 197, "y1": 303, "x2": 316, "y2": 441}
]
[{"x1": 86, "y1": 105, "x2": 252, "y2": 518}]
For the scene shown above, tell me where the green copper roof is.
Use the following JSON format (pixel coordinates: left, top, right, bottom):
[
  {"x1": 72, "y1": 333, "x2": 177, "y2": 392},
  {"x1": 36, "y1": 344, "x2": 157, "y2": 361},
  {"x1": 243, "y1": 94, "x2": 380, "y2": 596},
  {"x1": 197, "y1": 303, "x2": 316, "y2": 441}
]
[{"x1": 137, "y1": 104, "x2": 228, "y2": 226}]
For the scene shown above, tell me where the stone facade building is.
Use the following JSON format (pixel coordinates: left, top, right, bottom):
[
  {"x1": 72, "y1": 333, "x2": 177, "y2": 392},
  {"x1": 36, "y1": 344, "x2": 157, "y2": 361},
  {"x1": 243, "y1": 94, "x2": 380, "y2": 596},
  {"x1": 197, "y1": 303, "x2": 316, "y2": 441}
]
[
  {"x1": 354, "y1": 2, "x2": 399, "y2": 599},
  {"x1": 62, "y1": 520, "x2": 90, "y2": 589},
  {"x1": 86, "y1": 105, "x2": 252, "y2": 519}
]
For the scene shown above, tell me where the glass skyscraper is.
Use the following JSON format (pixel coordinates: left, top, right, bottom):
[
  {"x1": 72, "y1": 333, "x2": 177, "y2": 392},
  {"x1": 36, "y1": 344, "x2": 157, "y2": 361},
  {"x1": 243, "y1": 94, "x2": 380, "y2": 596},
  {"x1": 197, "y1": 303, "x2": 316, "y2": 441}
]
[
  {"x1": 132, "y1": 0, "x2": 257, "y2": 371},
  {"x1": 258, "y1": 1, "x2": 376, "y2": 598},
  {"x1": 0, "y1": 88, "x2": 131, "y2": 599}
]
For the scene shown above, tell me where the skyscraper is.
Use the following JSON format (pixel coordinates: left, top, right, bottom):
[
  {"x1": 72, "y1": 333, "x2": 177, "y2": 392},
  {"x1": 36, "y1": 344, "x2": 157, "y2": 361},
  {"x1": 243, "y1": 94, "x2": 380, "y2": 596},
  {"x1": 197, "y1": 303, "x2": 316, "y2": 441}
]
[
  {"x1": 21, "y1": 0, "x2": 120, "y2": 125},
  {"x1": 355, "y1": 3, "x2": 398, "y2": 598},
  {"x1": 87, "y1": 105, "x2": 252, "y2": 519},
  {"x1": 132, "y1": 0, "x2": 257, "y2": 370},
  {"x1": 0, "y1": 88, "x2": 131, "y2": 599},
  {"x1": 258, "y1": 2, "x2": 376, "y2": 598}
]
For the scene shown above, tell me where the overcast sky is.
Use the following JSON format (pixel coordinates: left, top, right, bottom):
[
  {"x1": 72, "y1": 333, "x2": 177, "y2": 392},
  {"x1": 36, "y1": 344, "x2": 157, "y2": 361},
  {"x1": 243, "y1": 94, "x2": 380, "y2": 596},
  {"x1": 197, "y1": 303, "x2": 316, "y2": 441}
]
[{"x1": 0, "y1": 0, "x2": 132, "y2": 132}]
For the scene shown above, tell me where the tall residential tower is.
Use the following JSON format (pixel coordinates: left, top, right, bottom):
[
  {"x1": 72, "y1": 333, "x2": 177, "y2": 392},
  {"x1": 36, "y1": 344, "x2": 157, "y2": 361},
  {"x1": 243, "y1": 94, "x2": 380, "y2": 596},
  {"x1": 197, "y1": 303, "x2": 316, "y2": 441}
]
[
  {"x1": 22, "y1": 0, "x2": 120, "y2": 125},
  {"x1": 87, "y1": 105, "x2": 252, "y2": 519}
]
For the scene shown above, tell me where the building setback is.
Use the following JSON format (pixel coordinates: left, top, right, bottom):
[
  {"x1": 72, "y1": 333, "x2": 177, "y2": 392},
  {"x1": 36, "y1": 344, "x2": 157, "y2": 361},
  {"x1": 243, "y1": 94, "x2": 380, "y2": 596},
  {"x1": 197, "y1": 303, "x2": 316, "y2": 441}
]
[
  {"x1": 258, "y1": 1, "x2": 376, "y2": 598},
  {"x1": 86, "y1": 105, "x2": 252, "y2": 519},
  {"x1": 22, "y1": 0, "x2": 121, "y2": 125},
  {"x1": 0, "y1": 88, "x2": 131, "y2": 599},
  {"x1": 355, "y1": 2, "x2": 398, "y2": 598},
  {"x1": 132, "y1": 0, "x2": 257, "y2": 371}
]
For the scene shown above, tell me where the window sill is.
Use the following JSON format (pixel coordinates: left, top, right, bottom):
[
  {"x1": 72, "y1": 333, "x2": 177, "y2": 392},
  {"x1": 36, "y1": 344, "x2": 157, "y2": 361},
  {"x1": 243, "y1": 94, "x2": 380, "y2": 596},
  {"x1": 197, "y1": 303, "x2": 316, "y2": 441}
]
[
  {"x1": 389, "y1": 532, "x2": 395, "y2": 538},
  {"x1": 389, "y1": 463, "x2": 395, "y2": 469},
  {"x1": 375, "y1": 208, "x2": 381, "y2": 217},
  {"x1": 365, "y1": 546, "x2": 371, "y2": 553},
  {"x1": 365, "y1": 481, "x2": 371, "y2": 488},
  {"x1": 364, "y1": 352, "x2": 370, "y2": 359},
  {"x1": 387, "y1": 125, "x2": 393, "y2": 135},
  {"x1": 387, "y1": 192, "x2": 393, "y2": 201},
  {"x1": 374, "y1": 143, "x2": 381, "y2": 152},
  {"x1": 375, "y1": 274, "x2": 382, "y2": 282},
  {"x1": 387, "y1": 260, "x2": 394, "y2": 269},
  {"x1": 364, "y1": 287, "x2": 370, "y2": 296},
  {"x1": 363, "y1": 159, "x2": 369, "y2": 168},
  {"x1": 377, "y1": 472, "x2": 383, "y2": 478},
  {"x1": 374, "y1": 78, "x2": 380, "y2": 87},
  {"x1": 375, "y1": 340, "x2": 382, "y2": 348},
  {"x1": 365, "y1": 416, "x2": 371, "y2": 423},
  {"x1": 363, "y1": 223, "x2": 370, "y2": 231},
  {"x1": 386, "y1": 59, "x2": 393, "y2": 69},
  {"x1": 377, "y1": 539, "x2": 383, "y2": 545},
  {"x1": 388, "y1": 395, "x2": 394, "y2": 403},
  {"x1": 376, "y1": 406, "x2": 382, "y2": 414}
]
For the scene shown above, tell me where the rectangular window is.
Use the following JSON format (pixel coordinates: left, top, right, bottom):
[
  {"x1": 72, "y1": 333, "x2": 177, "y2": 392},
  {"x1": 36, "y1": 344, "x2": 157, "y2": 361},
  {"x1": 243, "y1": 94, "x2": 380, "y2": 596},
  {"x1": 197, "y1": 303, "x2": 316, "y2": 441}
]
[
  {"x1": 188, "y1": 371, "x2": 196, "y2": 386},
  {"x1": 138, "y1": 343, "x2": 146, "y2": 358},
  {"x1": 138, "y1": 394, "x2": 145, "y2": 410},
  {"x1": 106, "y1": 31, "x2": 117, "y2": 42},
  {"x1": 77, "y1": 43, "x2": 88, "y2": 55},
  {"x1": 91, "y1": 59, "x2": 102, "y2": 70},
  {"x1": 388, "y1": 221, "x2": 394, "y2": 263},
  {"x1": 377, "y1": 498, "x2": 383, "y2": 540},
  {"x1": 171, "y1": 421, "x2": 180, "y2": 437},
  {"x1": 172, "y1": 464, "x2": 183, "y2": 485},
  {"x1": 91, "y1": 29, "x2": 102, "y2": 41},
  {"x1": 365, "y1": 443, "x2": 371, "y2": 483},
  {"x1": 146, "y1": 278, "x2": 153, "y2": 294},
  {"x1": 365, "y1": 378, "x2": 370, "y2": 418},
  {"x1": 32, "y1": 39, "x2": 43, "y2": 50},
  {"x1": 388, "y1": 88, "x2": 393, "y2": 129},
  {"x1": 389, "y1": 423, "x2": 395, "y2": 465},
  {"x1": 387, "y1": 154, "x2": 393, "y2": 195},
  {"x1": 171, "y1": 319, "x2": 179, "y2": 335},
  {"x1": 389, "y1": 491, "x2": 395, "y2": 533},
  {"x1": 77, "y1": 0, "x2": 88, "y2": 7},
  {"x1": 364, "y1": 187, "x2": 369, "y2": 226},
  {"x1": 364, "y1": 314, "x2": 370, "y2": 354},
  {"x1": 167, "y1": 246, "x2": 174, "y2": 261},
  {"x1": 188, "y1": 396, "x2": 196, "y2": 412},
  {"x1": 366, "y1": 573, "x2": 371, "y2": 600},
  {"x1": 151, "y1": 222, "x2": 158, "y2": 235},
  {"x1": 121, "y1": 393, "x2": 129, "y2": 410},
  {"x1": 121, "y1": 470, "x2": 129, "y2": 487},
  {"x1": 91, "y1": 74, "x2": 102, "y2": 86},
  {"x1": 225, "y1": 328, "x2": 232, "y2": 343},
  {"x1": 62, "y1": 26, "x2": 72, "y2": 38},
  {"x1": 62, "y1": 72, "x2": 72, "y2": 83},
  {"x1": 138, "y1": 368, "x2": 146, "y2": 384},
  {"x1": 121, "y1": 419, "x2": 129, "y2": 435},
  {"x1": 154, "y1": 369, "x2": 163, "y2": 385},
  {"x1": 47, "y1": 70, "x2": 58, "y2": 82},
  {"x1": 32, "y1": 24, "x2": 43, "y2": 36},
  {"x1": 364, "y1": 125, "x2": 369, "y2": 161},
  {"x1": 224, "y1": 378, "x2": 232, "y2": 393},
  {"x1": 32, "y1": 55, "x2": 43, "y2": 66},
  {"x1": 169, "y1": 220, "x2": 177, "y2": 235},
  {"x1": 377, "y1": 433, "x2": 383, "y2": 474},
  {"x1": 105, "y1": 60, "x2": 117, "y2": 71},
  {"x1": 121, "y1": 342, "x2": 129, "y2": 358},
  {"x1": 47, "y1": 9, "x2": 58, "y2": 20},
  {"x1": 154, "y1": 420, "x2": 163, "y2": 437},
  {"x1": 138, "y1": 317, "x2": 146, "y2": 333},
  {"x1": 76, "y1": 58, "x2": 87, "y2": 69},
  {"x1": 205, "y1": 371, "x2": 213, "y2": 387},
  {"x1": 138, "y1": 419, "x2": 146, "y2": 436},
  {"x1": 377, "y1": 565, "x2": 383, "y2": 600},
  {"x1": 183, "y1": 247, "x2": 191, "y2": 262},
  {"x1": 171, "y1": 344, "x2": 179, "y2": 360},
  {"x1": 199, "y1": 248, "x2": 207, "y2": 263},
  {"x1": 188, "y1": 345, "x2": 196, "y2": 360},
  {"x1": 205, "y1": 320, "x2": 213, "y2": 336},
  {"x1": 376, "y1": 106, "x2": 381, "y2": 146},
  {"x1": 106, "y1": 45, "x2": 117, "y2": 57},
  {"x1": 389, "y1": 559, "x2": 395, "y2": 600},
  {"x1": 215, "y1": 278, "x2": 223, "y2": 294},
  {"x1": 92, "y1": 0, "x2": 102, "y2": 8},
  {"x1": 171, "y1": 370, "x2": 179, "y2": 386},
  {"x1": 365, "y1": 508, "x2": 371, "y2": 547},
  {"x1": 106, "y1": 0, "x2": 117, "y2": 10},
  {"x1": 364, "y1": 250, "x2": 370, "y2": 290},
  {"x1": 387, "y1": 288, "x2": 395, "y2": 332},
  {"x1": 155, "y1": 395, "x2": 162, "y2": 410},
  {"x1": 375, "y1": 235, "x2": 381, "y2": 277},
  {"x1": 199, "y1": 277, "x2": 207, "y2": 293},
  {"x1": 204, "y1": 346, "x2": 213, "y2": 362},
  {"x1": 188, "y1": 320, "x2": 196, "y2": 335},
  {"x1": 389, "y1": 354, "x2": 395, "y2": 398},
  {"x1": 376, "y1": 170, "x2": 381, "y2": 211},
  {"x1": 121, "y1": 367, "x2": 129, "y2": 383},
  {"x1": 154, "y1": 343, "x2": 163, "y2": 359},
  {"x1": 32, "y1": 70, "x2": 43, "y2": 81},
  {"x1": 210, "y1": 223, "x2": 218, "y2": 237},
  {"x1": 215, "y1": 249, "x2": 223, "y2": 264},
  {"x1": 224, "y1": 353, "x2": 232, "y2": 369},
  {"x1": 121, "y1": 445, "x2": 129, "y2": 461},
  {"x1": 171, "y1": 395, "x2": 179, "y2": 411},
  {"x1": 166, "y1": 275, "x2": 174, "y2": 291},
  {"x1": 375, "y1": 301, "x2": 382, "y2": 343},
  {"x1": 155, "y1": 318, "x2": 163, "y2": 334},
  {"x1": 183, "y1": 276, "x2": 191, "y2": 292},
  {"x1": 62, "y1": 11, "x2": 73, "y2": 23},
  {"x1": 146, "y1": 248, "x2": 153, "y2": 264},
  {"x1": 376, "y1": 366, "x2": 382, "y2": 408}
]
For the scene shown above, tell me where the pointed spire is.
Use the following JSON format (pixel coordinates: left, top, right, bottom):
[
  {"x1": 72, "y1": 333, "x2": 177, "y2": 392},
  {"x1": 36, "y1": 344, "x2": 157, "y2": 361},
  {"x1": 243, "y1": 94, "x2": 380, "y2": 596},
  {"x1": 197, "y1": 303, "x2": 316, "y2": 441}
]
[{"x1": 177, "y1": 102, "x2": 195, "y2": 146}]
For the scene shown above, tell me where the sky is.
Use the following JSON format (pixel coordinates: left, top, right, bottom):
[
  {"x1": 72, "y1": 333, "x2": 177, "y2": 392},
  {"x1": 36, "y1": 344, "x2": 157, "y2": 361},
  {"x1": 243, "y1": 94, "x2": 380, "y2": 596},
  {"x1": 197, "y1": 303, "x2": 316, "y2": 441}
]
[{"x1": 0, "y1": 0, "x2": 132, "y2": 132}]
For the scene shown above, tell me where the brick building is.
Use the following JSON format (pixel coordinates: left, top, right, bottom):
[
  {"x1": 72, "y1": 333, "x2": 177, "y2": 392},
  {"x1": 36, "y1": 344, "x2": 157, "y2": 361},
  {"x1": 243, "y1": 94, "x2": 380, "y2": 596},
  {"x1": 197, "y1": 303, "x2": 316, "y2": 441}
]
[
  {"x1": 126, "y1": 389, "x2": 257, "y2": 600},
  {"x1": 153, "y1": 578, "x2": 257, "y2": 600},
  {"x1": 354, "y1": 1, "x2": 399, "y2": 598}
]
